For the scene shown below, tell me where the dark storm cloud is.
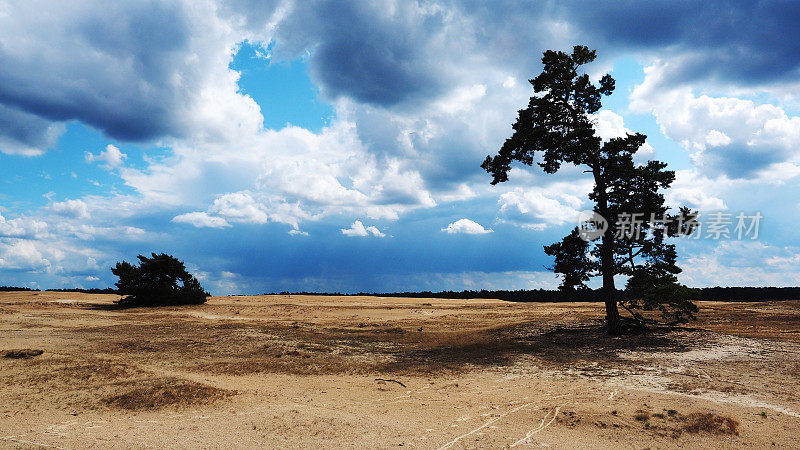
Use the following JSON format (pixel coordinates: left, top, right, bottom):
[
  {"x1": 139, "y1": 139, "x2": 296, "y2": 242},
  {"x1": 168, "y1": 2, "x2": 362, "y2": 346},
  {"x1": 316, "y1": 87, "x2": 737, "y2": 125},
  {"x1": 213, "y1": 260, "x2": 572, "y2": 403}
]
[
  {"x1": 0, "y1": 1, "x2": 193, "y2": 146},
  {"x1": 268, "y1": 1, "x2": 800, "y2": 107},
  {"x1": 0, "y1": 104, "x2": 61, "y2": 154},
  {"x1": 558, "y1": 0, "x2": 800, "y2": 85},
  {"x1": 2, "y1": 0, "x2": 798, "y2": 153},
  {"x1": 270, "y1": 1, "x2": 447, "y2": 106}
]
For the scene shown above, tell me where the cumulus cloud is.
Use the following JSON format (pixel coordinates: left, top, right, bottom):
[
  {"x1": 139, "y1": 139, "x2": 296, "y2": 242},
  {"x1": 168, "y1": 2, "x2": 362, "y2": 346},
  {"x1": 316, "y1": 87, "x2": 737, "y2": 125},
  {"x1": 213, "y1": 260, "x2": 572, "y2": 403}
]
[
  {"x1": 631, "y1": 61, "x2": 800, "y2": 180},
  {"x1": 0, "y1": 213, "x2": 48, "y2": 239},
  {"x1": 268, "y1": 1, "x2": 450, "y2": 106},
  {"x1": 679, "y1": 241, "x2": 800, "y2": 287},
  {"x1": 3, "y1": 0, "x2": 800, "y2": 155},
  {"x1": 441, "y1": 219, "x2": 493, "y2": 234},
  {"x1": 0, "y1": 239, "x2": 50, "y2": 270},
  {"x1": 48, "y1": 199, "x2": 90, "y2": 220},
  {"x1": 591, "y1": 110, "x2": 654, "y2": 160},
  {"x1": 208, "y1": 192, "x2": 270, "y2": 224},
  {"x1": 172, "y1": 212, "x2": 231, "y2": 229},
  {"x1": 0, "y1": 0, "x2": 269, "y2": 153},
  {"x1": 0, "y1": 103, "x2": 64, "y2": 156},
  {"x1": 666, "y1": 170, "x2": 727, "y2": 211},
  {"x1": 341, "y1": 220, "x2": 385, "y2": 237},
  {"x1": 85, "y1": 145, "x2": 127, "y2": 169},
  {"x1": 497, "y1": 182, "x2": 590, "y2": 229},
  {"x1": 128, "y1": 118, "x2": 441, "y2": 231},
  {"x1": 561, "y1": 1, "x2": 800, "y2": 90}
]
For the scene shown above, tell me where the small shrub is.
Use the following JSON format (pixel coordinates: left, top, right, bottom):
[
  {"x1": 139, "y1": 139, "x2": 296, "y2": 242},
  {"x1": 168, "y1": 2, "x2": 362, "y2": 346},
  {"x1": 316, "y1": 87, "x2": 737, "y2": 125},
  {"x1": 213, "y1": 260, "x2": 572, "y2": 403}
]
[
  {"x1": 681, "y1": 412, "x2": 739, "y2": 435},
  {"x1": 112, "y1": 253, "x2": 209, "y2": 307},
  {"x1": 635, "y1": 410, "x2": 651, "y2": 421}
]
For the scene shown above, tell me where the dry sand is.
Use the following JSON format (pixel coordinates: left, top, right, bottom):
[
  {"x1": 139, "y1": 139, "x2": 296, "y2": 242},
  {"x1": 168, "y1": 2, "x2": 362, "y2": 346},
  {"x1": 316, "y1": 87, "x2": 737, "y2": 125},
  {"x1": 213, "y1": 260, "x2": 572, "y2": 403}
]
[{"x1": 2, "y1": 291, "x2": 800, "y2": 448}]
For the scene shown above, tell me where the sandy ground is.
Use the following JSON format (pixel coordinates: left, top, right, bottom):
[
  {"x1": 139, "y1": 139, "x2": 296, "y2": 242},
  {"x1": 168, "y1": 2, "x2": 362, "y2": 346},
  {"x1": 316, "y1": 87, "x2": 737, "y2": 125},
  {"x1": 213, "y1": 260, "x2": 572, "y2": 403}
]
[{"x1": 2, "y1": 292, "x2": 800, "y2": 449}]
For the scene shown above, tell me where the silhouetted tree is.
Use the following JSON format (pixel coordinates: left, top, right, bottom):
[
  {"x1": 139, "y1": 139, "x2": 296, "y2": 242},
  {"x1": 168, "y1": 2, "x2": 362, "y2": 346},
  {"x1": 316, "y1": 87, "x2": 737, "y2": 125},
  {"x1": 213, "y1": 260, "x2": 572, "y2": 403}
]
[
  {"x1": 482, "y1": 46, "x2": 697, "y2": 334},
  {"x1": 111, "y1": 253, "x2": 209, "y2": 306}
]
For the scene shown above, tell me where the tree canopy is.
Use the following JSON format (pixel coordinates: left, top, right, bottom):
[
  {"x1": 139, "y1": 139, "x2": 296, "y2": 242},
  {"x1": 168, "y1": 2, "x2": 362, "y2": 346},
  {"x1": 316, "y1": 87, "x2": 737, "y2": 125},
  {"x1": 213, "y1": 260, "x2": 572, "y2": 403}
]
[
  {"x1": 111, "y1": 253, "x2": 209, "y2": 307},
  {"x1": 482, "y1": 45, "x2": 697, "y2": 334}
]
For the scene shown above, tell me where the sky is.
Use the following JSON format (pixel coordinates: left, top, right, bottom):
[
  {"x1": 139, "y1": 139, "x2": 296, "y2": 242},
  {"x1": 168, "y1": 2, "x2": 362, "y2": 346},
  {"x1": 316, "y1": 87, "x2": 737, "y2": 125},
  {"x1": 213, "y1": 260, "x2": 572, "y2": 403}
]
[{"x1": 2, "y1": 1, "x2": 800, "y2": 294}]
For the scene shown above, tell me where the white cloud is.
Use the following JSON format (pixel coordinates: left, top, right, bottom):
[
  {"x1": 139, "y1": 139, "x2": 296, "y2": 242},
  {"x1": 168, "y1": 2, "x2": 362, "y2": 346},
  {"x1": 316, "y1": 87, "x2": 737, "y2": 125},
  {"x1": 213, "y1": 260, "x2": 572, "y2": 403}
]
[
  {"x1": 631, "y1": 61, "x2": 800, "y2": 180},
  {"x1": 172, "y1": 212, "x2": 230, "y2": 229},
  {"x1": 85, "y1": 144, "x2": 127, "y2": 169},
  {"x1": 0, "y1": 233, "x2": 104, "y2": 279},
  {"x1": 591, "y1": 110, "x2": 654, "y2": 160},
  {"x1": 666, "y1": 170, "x2": 728, "y2": 211},
  {"x1": 341, "y1": 220, "x2": 385, "y2": 237},
  {"x1": 0, "y1": 1, "x2": 541, "y2": 240},
  {"x1": 48, "y1": 199, "x2": 90, "y2": 219},
  {"x1": 442, "y1": 219, "x2": 493, "y2": 234},
  {"x1": 208, "y1": 191, "x2": 269, "y2": 224},
  {"x1": 497, "y1": 182, "x2": 589, "y2": 229},
  {"x1": 679, "y1": 241, "x2": 800, "y2": 287},
  {"x1": 0, "y1": 213, "x2": 48, "y2": 239},
  {"x1": 0, "y1": 239, "x2": 50, "y2": 270},
  {"x1": 0, "y1": 1, "x2": 268, "y2": 153},
  {"x1": 436, "y1": 183, "x2": 476, "y2": 203}
]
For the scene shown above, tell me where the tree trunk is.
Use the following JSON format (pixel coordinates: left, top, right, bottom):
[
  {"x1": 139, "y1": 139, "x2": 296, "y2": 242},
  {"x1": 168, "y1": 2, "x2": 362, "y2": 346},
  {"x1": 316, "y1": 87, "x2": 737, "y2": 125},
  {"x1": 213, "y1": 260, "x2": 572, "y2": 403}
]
[
  {"x1": 594, "y1": 165, "x2": 621, "y2": 335},
  {"x1": 602, "y1": 231, "x2": 621, "y2": 335}
]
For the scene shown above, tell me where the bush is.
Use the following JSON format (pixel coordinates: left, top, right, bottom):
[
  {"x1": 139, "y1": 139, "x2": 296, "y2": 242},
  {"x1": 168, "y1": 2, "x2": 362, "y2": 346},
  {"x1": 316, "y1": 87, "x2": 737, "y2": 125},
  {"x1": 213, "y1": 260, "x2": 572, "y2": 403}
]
[{"x1": 111, "y1": 253, "x2": 209, "y2": 306}]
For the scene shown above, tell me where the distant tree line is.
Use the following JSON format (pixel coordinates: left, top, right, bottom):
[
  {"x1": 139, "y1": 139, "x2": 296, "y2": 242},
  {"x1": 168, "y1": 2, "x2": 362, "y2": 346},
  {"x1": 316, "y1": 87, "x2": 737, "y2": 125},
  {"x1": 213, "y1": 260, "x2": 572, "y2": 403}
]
[
  {"x1": 691, "y1": 286, "x2": 800, "y2": 302},
  {"x1": 266, "y1": 287, "x2": 800, "y2": 303},
  {"x1": 0, "y1": 286, "x2": 119, "y2": 293},
  {"x1": 46, "y1": 288, "x2": 119, "y2": 294},
  {"x1": 0, "y1": 286, "x2": 38, "y2": 292},
  {"x1": 5, "y1": 285, "x2": 800, "y2": 302}
]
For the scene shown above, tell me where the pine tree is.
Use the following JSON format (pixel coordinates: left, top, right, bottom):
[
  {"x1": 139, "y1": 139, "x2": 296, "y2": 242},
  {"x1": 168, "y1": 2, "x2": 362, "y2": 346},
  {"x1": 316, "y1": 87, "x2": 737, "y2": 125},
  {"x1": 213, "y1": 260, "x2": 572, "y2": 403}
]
[
  {"x1": 111, "y1": 253, "x2": 209, "y2": 306},
  {"x1": 482, "y1": 46, "x2": 697, "y2": 334}
]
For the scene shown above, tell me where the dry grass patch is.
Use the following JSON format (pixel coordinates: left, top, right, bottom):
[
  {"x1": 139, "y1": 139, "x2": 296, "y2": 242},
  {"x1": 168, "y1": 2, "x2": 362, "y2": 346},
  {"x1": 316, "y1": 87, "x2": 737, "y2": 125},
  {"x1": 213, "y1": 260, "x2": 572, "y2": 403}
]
[
  {"x1": 2, "y1": 348, "x2": 43, "y2": 359},
  {"x1": 681, "y1": 412, "x2": 740, "y2": 435},
  {"x1": 102, "y1": 378, "x2": 234, "y2": 410},
  {"x1": 23, "y1": 358, "x2": 142, "y2": 385}
]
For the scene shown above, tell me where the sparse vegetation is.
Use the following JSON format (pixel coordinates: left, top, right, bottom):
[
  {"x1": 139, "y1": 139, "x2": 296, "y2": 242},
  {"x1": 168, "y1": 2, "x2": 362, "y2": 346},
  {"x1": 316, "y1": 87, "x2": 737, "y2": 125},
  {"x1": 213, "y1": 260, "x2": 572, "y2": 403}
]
[
  {"x1": 2, "y1": 348, "x2": 43, "y2": 359},
  {"x1": 102, "y1": 378, "x2": 233, "y2": 410},
  {"x1": 681, "y1": 412, "x2": 740, "y2": 435},
  {"x1": 2, "y1": 292, "x2": 795, "y2": 447}
]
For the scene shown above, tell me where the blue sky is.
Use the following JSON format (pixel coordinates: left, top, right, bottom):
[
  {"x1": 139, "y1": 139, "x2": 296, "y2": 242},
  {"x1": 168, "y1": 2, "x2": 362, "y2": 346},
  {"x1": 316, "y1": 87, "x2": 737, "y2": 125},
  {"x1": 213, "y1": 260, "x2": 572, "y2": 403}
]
[{"x1": 3, "y1": 1, "x2": 800, "y2": 294}]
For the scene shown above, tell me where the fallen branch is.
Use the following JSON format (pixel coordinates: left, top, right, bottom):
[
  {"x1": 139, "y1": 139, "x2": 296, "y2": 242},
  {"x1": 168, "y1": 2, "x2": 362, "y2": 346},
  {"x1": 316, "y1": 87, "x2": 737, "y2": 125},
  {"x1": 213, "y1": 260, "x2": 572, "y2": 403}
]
[{"x1": 375, "y1": 378, "x2": 407, "y2": 388}]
